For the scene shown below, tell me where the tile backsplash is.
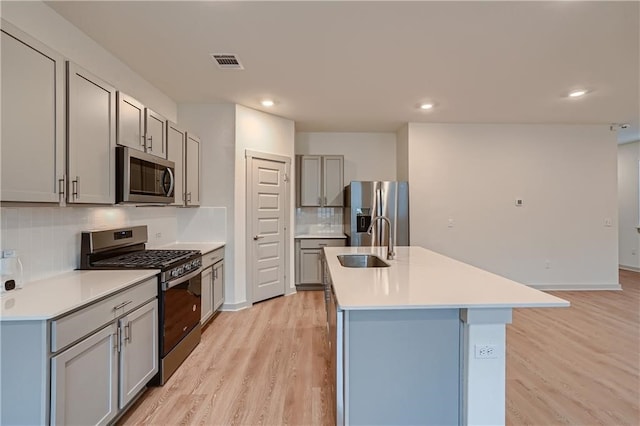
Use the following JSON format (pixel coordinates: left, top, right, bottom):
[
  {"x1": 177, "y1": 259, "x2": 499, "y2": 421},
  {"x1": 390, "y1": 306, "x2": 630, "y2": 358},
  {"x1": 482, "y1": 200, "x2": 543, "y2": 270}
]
[
  {"x1": 0, "y1": 206, "x2": 226, "y2": 284},
  {"x1": 295, "y1": 207, "x2": 343, "y2": 234}
]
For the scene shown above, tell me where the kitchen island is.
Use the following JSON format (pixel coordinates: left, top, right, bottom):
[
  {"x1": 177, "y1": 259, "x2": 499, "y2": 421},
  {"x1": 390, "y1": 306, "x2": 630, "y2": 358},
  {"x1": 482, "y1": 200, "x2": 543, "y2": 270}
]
[{"x1": 323, "y1": 246, "x2": 569, "y2": 426}]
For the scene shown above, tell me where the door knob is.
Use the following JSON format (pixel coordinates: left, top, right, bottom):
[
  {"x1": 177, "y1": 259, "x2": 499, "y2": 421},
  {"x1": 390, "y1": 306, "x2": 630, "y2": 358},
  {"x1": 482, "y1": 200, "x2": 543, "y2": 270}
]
[{"x1": 253, "y1": 235, "x2": 264, "y2": 240}]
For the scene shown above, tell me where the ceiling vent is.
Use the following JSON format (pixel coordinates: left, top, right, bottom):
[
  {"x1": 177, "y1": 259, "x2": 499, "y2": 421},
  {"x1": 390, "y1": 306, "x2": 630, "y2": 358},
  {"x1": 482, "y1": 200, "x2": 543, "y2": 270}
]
[{"x1": 210, "y1": 54, "x2": 244, "y2": 70}]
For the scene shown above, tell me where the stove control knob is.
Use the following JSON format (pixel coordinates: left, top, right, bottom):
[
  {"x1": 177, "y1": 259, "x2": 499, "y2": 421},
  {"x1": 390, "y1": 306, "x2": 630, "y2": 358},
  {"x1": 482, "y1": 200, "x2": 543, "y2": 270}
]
[
  {"x1": 184, "y1": 263, "x2": 191, "y2": 271},
  {"x1": 177, "y1": 267, "x2": 184, "y2": 275},
  {"x1": 172, "y1": 269, "x2": 179, "y2": 278}
]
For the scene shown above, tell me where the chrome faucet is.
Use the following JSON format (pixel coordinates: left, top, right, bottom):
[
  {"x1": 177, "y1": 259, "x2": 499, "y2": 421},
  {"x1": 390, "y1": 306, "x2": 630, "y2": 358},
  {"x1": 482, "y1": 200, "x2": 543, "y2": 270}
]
[{"x1": 367, "y1": 215, "x2": 395, "y2": 260}]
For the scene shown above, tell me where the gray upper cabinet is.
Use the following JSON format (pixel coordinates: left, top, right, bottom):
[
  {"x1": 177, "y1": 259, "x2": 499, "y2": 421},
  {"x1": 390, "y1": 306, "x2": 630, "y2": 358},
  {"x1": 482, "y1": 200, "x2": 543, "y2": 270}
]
[
  {"x1": 166, "y1": 122, "x2": 186, "y2": 206},
  {"x1": 185, "y1": 132, "x2": 201, "y2": 207},
  {"x1": 1, "y1": 20, "x2": 65, "y2": 203},
  {"x1": 145, "y1": 108, "x2": 167, "y2": 158},
  {"x1": 323, "y1": 156, "x2": 344, "y2": 207},
  {"x1": 117, "y1": 92, "x2": 167, "y2": 159},
  {"x1": 296, "y1": 155, "x2": 344, "y2": 207},
  {"x1": 166, "y1": 123, "x2": 200, "y2": 207},
  {"x1": 66, "y1": 62, "x2": 116, "y2": 204},
  {"x1": 116, "y1": 93, "x2": 145, "y2": 152}
]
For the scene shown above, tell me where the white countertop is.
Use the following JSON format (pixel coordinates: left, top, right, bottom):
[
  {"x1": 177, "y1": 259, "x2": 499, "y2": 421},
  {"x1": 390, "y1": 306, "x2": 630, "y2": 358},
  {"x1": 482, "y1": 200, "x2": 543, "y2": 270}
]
[
  {"x1": 151, "y1": 242, "x2": 225, "y2": 254},
  {"x1": 295, "y1": 233, "x2": 347, "y2": 239},
  {"x1": 0, "y1": 270, "x2": 159, "y2": 321},
  {"x1": 324, "y1": 246, "x2": 569, "y2": 310}
]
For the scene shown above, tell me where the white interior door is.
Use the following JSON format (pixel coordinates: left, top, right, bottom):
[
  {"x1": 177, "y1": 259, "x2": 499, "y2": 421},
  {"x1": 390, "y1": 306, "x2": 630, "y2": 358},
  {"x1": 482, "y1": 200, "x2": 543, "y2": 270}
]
[{"x1": 250, "y1": 157, "x2": 287, "y2": 303}]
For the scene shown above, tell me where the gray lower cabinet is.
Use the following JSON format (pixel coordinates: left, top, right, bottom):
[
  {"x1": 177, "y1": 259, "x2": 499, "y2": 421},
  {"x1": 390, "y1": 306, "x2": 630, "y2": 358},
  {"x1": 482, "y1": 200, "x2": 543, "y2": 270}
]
[
  {"x1": 295, "y1": 238, "x2": 345, "y2": 289},
  {"x1": 201, "y1": 247, "x2": 225, "y2": 325},
  {"x1": 0, "y1": 277, "x2": 158, "y2": 425},
  {"x1": 201, "y1": 266, "x2": 214, "y2": 324},
  {"x1": 51, "y1": 323, "x2": 118, "y2": 425},
  {"x1": 51, "y1": 288, "x2": 158, "y2": 425}
]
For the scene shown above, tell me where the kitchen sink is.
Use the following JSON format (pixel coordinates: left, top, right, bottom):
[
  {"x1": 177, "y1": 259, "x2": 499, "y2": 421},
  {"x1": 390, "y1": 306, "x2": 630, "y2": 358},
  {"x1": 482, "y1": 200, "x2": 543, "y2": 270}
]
[{"x1": 337, "y1": 254, "x2": 390, "y2": 268}]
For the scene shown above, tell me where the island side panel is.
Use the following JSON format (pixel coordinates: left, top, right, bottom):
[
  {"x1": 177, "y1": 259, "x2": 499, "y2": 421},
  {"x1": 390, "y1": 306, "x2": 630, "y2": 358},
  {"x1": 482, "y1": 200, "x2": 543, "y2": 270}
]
[
  {"x1": 0, "y1": 320, "x2": 49, "y2": 425},
  {"x1": 460, "y1": 308, "x2": 513, "y2": 426},
  {"x1": 345, "y1": 308, "x2": 460, "y2": 426}
]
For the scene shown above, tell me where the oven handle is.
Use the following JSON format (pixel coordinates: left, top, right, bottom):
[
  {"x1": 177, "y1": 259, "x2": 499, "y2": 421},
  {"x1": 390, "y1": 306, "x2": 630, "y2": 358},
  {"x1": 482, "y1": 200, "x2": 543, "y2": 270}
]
[{"x1": 162, "y1": 267, "x2": 202, "y2": 291}]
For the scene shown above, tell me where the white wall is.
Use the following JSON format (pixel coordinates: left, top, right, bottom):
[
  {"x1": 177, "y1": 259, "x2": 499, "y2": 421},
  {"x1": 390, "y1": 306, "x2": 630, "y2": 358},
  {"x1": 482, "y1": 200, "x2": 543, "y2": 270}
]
[
  {"x1": 235, "y1": 106, "x2": 296, "y2": 305},
  {"x1": 618, "y1": 141, "x2": 640, "y2": 270},
  {"x1": 177, "y1": 103, "x2": 236, "y2": 302},
  {"x1": 1, "y1": 1, "x2": 177, "y2": 121},
  {"x1": 296, "y1": 132, "x2": 397, "y2": 183},
  {"x1": 406, "y1": 123, "x2": 619, "y2": 290}
]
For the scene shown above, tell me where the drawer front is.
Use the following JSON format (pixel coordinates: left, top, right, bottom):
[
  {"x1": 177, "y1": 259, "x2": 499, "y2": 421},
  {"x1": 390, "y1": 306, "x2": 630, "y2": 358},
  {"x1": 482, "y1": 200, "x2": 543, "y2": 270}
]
[
  {"x1": 202, "y1": 247, "x2": 224, "y2": 270},
  {"x1": 300, "y1": 238, "x2": 346, "y2": 249},
  {"x1": 51, "y1": 277, "x2": 157, "y2": 353}
]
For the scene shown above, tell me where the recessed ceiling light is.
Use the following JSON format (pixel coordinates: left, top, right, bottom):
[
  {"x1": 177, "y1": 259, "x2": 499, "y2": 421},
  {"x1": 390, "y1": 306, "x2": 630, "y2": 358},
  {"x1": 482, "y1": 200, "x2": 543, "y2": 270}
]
[
  {"x1": 568, "y1": 89, "x2": 587, "y2": 98},
  {"x1": 261, "y1": 99, "x2": 275, "y2": 107},
  {"x1": 420, "y1": 103, "x2": 434, "y2": 110}
]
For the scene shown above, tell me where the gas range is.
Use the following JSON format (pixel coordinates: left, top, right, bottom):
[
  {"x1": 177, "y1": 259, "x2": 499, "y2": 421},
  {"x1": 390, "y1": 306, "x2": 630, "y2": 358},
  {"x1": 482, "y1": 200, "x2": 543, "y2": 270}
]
[
  {"x1": 80, "y1": 225, "x2": 203, "y2": 385},
  {"x1": 80, "y1": 226, "x2": 202, "y2": 286}
]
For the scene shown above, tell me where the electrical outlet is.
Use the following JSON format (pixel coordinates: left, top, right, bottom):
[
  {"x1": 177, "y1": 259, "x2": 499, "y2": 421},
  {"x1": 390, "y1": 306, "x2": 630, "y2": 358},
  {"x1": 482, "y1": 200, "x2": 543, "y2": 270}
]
[
  {"x1": 2, "y1": 249, "x2": 16, "y2": 258},
  {"x1": 447, "y1": 218, "x2": 454, "y2": 228},
  {"x1": 604, "y1": 218, "x2": 613, "y2": 227},
  {"x1": 545, "y1": 260, "x2": 551, "y2": 269},
  {"x1": 474, "y1": 344, "x2": 499, "y2": 359},
  {"x1": 155, "y1": 232, "x2": 162, "y2": 239}
]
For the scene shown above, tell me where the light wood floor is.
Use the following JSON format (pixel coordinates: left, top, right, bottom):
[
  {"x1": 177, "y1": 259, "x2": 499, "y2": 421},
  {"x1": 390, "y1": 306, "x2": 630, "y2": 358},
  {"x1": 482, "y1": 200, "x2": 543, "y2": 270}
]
[{"x1": 119, "y1": 272, "x2": 639, "y2": 425}]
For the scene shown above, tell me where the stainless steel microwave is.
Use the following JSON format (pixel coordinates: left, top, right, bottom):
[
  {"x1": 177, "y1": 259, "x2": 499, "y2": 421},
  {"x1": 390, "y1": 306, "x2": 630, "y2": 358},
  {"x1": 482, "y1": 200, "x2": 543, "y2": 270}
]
[{"x1": 116, "y1": 146, "x2": 175, "y2": 204}]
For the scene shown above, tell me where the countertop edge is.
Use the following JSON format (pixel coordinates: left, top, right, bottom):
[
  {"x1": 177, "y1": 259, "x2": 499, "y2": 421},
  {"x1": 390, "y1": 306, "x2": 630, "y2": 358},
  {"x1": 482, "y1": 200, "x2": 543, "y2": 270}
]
[{"x1": 0, "y1": 269, "x2": 160, "y2": 322}]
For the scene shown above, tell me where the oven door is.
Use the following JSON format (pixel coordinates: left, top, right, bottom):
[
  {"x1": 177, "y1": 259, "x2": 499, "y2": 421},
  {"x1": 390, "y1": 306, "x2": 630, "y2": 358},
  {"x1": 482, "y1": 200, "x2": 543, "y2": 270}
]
[
  {"x1": 117, "y1": 146, "x2": 175, "y2": 204},
  {"x1": 160, "y1": 268, "x2": 202, "y2": 357}
]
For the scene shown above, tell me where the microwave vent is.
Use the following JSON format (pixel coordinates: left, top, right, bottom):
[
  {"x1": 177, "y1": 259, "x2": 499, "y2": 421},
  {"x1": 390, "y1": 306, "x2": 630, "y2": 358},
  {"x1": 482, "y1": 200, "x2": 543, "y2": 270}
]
[{"x1": 210, "y1": 54, "x2": 244, "y2": 70}]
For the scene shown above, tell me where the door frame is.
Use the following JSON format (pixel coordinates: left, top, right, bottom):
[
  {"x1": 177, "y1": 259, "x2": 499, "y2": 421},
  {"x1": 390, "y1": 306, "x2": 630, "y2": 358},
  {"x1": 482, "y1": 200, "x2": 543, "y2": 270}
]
[{"x1": 245, "y1": 150, "x2": 293, "y2": 305}]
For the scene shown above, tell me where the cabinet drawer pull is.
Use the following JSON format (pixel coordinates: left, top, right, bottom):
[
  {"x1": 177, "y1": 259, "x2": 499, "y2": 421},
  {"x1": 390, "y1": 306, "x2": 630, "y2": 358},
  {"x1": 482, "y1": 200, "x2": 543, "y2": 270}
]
[
  {"x1": 113, "y1": 300, "x2": 132, "y2": 311},
  {"x1": 318, "y1": 243, "x2": 328, "y2": 246}
]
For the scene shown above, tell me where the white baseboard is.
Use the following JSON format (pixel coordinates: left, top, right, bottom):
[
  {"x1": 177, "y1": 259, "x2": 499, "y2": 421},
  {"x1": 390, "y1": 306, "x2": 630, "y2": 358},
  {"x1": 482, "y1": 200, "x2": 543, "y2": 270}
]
[
  {"x1": 619, "y1": 264, "x2": 640, "y2": 272},
  {"x1": 220, "y1": 301, "x2": 250, "y2": 311},
  {"x1": 529, "y1": 283, "x2": 622, "y2": 291}
]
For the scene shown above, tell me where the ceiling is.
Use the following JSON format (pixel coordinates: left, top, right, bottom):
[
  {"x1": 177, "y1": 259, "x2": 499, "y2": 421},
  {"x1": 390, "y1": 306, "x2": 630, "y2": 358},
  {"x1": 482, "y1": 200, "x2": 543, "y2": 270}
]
[{"x1": 46, "y1": 1, "x2": 639, "y2": 142}]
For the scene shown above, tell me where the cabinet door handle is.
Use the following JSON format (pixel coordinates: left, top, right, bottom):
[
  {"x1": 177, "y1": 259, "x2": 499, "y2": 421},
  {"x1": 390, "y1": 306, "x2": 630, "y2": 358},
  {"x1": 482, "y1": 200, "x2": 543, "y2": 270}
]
[
  {"x1": 318, "y1": 197, "x2": 322, "y2": 205},
  {"x1": 187, "y1": 192, "x2": 192, "y2": 202},
  {"x1": 72, "y1": 177, "x2": 79, "y2": 199},
  {"x1": 324, "y1": 196, "x2": 327, "y2": 205},
  {"x1": 58, "y1": 177, "x2": 65, "y2": 200},
  {"x1": 213, "y1": 269, "x2": 218, "y2": 279},
  {"x1": 253, "y1": 235, "x2": 264, "y2": 241},
  {"x1": 140, "y1": 134, "x2": 145, "y2": 147},
  {"x1": 147, "y1": 135, "x2": 153, "y2": 151},
  {"x1": 125, "y1": 322, "x2": 132, "y2": 343},
  {"x1": 115, "y1": 327, "x2": 121, "y2": 352}
]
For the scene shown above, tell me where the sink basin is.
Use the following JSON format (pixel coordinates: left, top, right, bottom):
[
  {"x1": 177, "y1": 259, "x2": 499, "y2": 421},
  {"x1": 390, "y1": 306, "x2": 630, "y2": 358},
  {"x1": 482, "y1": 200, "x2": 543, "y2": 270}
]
[{"x1": 337, "y1": 254, "x2": 390, "y2": 268}]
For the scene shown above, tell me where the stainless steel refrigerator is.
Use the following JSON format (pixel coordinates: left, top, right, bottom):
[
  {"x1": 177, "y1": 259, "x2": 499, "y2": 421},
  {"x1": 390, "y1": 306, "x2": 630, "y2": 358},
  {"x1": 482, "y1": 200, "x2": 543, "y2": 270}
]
[{"x1": 344, "y1": 181, "x2": 409, "y2": 247}]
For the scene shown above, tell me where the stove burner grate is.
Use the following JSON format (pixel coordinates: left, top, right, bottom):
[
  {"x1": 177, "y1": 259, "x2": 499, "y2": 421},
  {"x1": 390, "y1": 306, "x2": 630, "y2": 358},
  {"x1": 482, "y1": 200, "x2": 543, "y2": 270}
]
[{"x1": 92, "y1": 249, "x2": 198, "y2": 269}]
